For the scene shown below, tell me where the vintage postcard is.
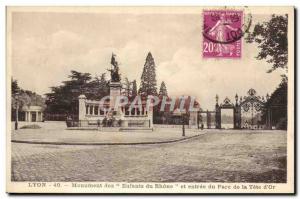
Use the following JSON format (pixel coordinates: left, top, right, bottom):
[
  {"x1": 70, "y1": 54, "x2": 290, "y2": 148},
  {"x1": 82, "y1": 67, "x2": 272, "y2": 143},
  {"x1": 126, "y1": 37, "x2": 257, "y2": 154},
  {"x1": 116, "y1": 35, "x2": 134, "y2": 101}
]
[{"x1": 6, "y1": 6, "x2": 294, "y2": 194}]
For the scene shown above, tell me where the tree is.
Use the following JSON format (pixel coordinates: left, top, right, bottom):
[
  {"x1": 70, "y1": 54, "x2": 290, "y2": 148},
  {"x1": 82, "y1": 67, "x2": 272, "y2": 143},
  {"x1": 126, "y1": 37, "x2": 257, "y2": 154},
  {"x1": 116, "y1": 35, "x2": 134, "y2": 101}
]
[
  {"x1": 132, "y1": 80, "x2": 138, "y2": 97},
  {"x1": 246, "y1": 14, "x2": 288, "y2": 129},
  {"x1": 68, "y1": 70, "x2": 92, "y2": 83},
  {"x1": 11, "y1": 89, "x2": 31, "y2": 110},
  {"x1": 123, "y1": 77, "x2": 132, "y2": 97},
  {"x1": 122, "y1": 78, "x2": 138, "y2": 101},
  {"x1": 138, "y1": 52, "x2": 158, "y2": 96},
  {"x1": 45, "y1": 70, "x2": 109, "y2": 117},
  {"x1": 159, "y1": 81, "x2": 168, "y2": 96},
  {"x1": 88, "y1": 73, "x2": 109, "y2": 99},
  {"x1": 122, "y1": 78, "x2": 137, "y2": 100},
  {"x1": 45, "y1": 70, "x2": 91, "y2": 116},
  {"x1": 263, "y1": 79, "x2": 287, "y2": 130},
  {"x1": 98, "y1": 73, "x2": 110, "y2": 97},
  {"x1": 11, "y1": 79, "x2": 45, "y2": 109},
  {"x1": 246, "y1": 14, "x2": 288, "y2": 73},
  {"x1": 12, "y1": 79, "x2": 20, "y2": 95}
]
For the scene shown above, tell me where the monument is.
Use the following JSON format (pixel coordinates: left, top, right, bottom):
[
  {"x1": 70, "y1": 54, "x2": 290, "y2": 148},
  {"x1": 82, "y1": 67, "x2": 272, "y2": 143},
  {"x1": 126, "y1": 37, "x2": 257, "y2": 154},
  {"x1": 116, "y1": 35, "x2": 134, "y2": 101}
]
[
  {"x1": 107, "y1": 53, "x2": 122, "y2": 113},
  {"x1": 76, "y1": 54, "x2": 153, "y2": 129}
]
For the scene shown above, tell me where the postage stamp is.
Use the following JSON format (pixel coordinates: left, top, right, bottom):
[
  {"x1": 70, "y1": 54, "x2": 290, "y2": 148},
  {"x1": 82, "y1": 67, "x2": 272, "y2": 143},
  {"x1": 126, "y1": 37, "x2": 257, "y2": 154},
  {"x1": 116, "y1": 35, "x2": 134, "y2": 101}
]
[{"x1": 203, "y1": 10, "x2": 243, "y2": 58}]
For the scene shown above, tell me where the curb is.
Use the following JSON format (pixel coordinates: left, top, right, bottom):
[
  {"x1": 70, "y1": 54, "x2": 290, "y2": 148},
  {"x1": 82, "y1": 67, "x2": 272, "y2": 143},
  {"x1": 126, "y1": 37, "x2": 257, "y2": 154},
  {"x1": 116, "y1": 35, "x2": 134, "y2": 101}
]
[{"x1": 11, "y1": 134, "x2": 204, "y2": 146}]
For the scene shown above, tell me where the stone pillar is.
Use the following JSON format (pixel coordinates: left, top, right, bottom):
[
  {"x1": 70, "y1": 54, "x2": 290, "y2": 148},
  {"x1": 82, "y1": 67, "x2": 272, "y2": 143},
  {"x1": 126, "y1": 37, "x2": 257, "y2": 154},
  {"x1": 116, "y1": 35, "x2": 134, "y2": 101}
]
[
  {"x1": 147, "y1": 97, "x2": 153, "y2": 128},
  {"x1": 234, "y1": 106, "x2": 241, "y2": 129},
  {"x1": 148, "y1": 108, "x2": 153, "y2": 128},
  {"x1": 25, "y1": 112, "x2": 28, "y2": 122},
  {"x1": 207, "y1": 111, "x2": 211, "y2": 129},
  {"x1": 36, "y1": 111, "x2": 39, "y2": 122},
  {"x1": 78, "y1": 95, "x2": 87, "y2": 121},
  {"x1": 215, "y1": 104, "x2": 221, "y2": 129},
  {"x1": 91, "y1": 105, "x2": 94, "y2": 115},
  {"x1": 28, "y1": 112, "x2": 31, "y2": 122},
  {"x1": 189, "y1": 111, "x2": 197, "y2": 128},
  {"x1": 109, "y1": 81, "x2": 122, "y2": 112}
]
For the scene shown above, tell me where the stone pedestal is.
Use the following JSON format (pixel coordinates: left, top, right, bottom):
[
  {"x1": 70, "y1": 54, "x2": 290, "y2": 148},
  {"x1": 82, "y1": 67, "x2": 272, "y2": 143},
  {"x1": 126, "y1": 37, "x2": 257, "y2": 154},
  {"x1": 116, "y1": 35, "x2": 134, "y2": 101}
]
[{"x1": 109, "y1": 81, "x2": 122, "y2": 112}]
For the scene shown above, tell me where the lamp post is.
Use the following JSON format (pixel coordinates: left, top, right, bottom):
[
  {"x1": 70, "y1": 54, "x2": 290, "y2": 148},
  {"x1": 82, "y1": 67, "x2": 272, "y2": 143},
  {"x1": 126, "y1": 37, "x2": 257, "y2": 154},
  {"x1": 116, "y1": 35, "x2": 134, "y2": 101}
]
[
  {"x1": 266, "y1": 93, "x2": 271, "y2": 129},
  {"x1": 15, "y1": 95, "x2": 19, "y2": 130},
  {"x1": 234, "y1": 94, "x2": 239, "y2": 129},
  {"x1": 251, "y1": 102, "x2": 254, "y2": 130},
  {"x1": 197, "y1": 111, "x2": 200, "y2": 129},
  {"x1": 182, "y1": 113, "x2": 186, "y2": 137}
]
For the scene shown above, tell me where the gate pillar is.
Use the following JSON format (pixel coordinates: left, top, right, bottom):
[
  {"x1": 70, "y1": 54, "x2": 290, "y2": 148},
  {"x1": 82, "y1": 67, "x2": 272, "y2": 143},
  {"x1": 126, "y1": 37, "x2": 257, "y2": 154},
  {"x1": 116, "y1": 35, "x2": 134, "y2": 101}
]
[
  {"x1": 215, "y1": 105, "x2": 221, "y2": 129},
  {"x1": 234, "y1": 106, "x2": 241, "y2": 129},
  {"x1": 215, "y1": 95, "x2": 221, "y2": 129}
]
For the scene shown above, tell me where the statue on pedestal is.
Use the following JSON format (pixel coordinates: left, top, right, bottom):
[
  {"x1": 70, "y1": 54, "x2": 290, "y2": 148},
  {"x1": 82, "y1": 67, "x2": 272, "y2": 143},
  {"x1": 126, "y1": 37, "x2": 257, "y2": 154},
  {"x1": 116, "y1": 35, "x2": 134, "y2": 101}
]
[{"x1": 107, "y1": 53, "x2": 121, "y2": 82}]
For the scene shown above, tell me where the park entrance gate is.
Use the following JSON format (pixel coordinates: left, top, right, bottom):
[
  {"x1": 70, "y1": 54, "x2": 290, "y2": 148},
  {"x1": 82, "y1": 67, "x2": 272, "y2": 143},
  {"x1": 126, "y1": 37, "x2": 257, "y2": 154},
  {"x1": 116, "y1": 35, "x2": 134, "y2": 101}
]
[{"x1": 198, "y1": 88, "x2": 273, "y2": 130}]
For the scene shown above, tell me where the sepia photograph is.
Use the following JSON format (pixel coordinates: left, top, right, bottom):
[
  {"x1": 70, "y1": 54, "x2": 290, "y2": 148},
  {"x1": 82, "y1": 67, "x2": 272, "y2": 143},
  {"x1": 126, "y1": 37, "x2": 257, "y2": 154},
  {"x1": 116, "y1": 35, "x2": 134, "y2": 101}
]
[{"x1": 6, "y1": 6, "x2": 294, "y2": 194}]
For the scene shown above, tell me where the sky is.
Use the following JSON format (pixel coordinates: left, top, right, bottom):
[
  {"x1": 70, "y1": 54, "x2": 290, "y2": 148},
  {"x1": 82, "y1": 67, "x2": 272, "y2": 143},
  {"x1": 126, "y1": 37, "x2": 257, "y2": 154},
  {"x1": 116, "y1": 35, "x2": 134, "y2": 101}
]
[{"x1": 10, "y1": 11, "x2": 284, "y2": 110}]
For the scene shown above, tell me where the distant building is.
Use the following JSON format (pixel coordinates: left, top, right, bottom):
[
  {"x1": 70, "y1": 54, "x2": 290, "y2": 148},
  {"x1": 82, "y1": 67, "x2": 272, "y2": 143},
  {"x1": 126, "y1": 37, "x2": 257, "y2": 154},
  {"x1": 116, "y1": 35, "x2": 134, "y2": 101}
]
[
  {"x1": 153, "y1": 96, "x2": 201, "y2": 127},
  {"x1": 22, "y1": 105, "x2": 44, "y2": 122}
]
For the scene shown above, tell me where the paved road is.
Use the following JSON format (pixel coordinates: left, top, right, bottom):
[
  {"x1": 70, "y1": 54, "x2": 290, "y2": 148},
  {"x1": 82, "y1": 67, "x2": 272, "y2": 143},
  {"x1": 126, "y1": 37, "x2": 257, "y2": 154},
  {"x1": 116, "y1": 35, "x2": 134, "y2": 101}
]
[{"x1": 11, "y1": 131, "x2": 287, "y2": 182}]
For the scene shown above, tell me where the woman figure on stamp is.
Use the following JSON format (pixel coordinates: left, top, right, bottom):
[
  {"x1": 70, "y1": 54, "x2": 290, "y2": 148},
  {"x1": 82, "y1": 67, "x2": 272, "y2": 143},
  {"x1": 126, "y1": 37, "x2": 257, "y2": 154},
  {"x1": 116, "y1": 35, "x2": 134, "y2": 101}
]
[{"x1": 208, "y1": 13, "x2": 237, "y2": 56}]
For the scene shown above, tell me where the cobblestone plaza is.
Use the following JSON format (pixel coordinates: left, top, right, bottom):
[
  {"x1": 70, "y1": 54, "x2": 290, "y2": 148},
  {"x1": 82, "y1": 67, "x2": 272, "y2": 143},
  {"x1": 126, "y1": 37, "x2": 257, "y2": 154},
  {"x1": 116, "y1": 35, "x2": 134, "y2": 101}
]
[{"x1": 11, "y1": 130, "x2": 287, "y2": 182}]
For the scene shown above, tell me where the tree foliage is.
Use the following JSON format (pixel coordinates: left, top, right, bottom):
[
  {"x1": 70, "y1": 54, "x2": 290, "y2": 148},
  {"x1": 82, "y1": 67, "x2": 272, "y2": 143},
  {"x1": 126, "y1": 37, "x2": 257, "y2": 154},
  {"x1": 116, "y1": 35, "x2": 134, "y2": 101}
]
[
  {"x1": 159, "y1": 81, "x2": 168, "y2": 96},
  {"x1": 11, "y1": 79, "x2": 45, "y2": 121},
  {"x1": 45, "y1": 70, "x2": 109, "y2": 115},
  {"x1": 123, "y1": 77, "x2": 132, "y2": 97},
  {"x1": 132, "y1": 80, "x2": 137, "y2": 97},
  {"x1": 12, "y1": 79, "x2": 20, "y2": 95},
  {"x1": 11, "y1": 79, "x2": 45, "y2": 109},
  {"x1": 138, "y1": 52, "x2": 158, "y2": 96},
  {"x1": 246, "y1": 14, "x2": 288, "y2": 73},
  {"x1": 122, "y1": 78, "x2": 138, "y2": 101},
  {"x1": 246, "y1": 14, "x2": 289, "y2": 129},
  {"x1": 263, "y1": 79, "x2": 287, "y2": 129}
]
